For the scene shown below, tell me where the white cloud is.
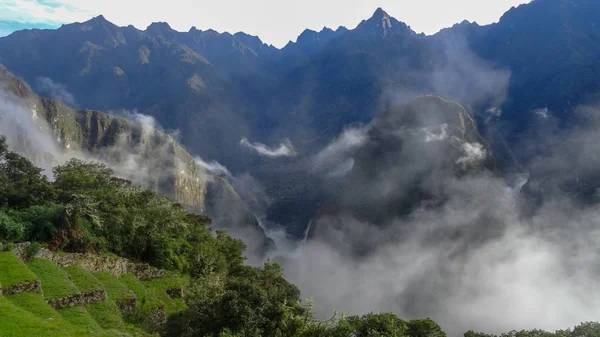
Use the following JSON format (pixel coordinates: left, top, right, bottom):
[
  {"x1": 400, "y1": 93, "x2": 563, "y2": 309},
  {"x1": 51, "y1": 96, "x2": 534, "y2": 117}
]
[
  {"x1": 423, "y1": 123, "x2": 448, "y2": 142},
  {"x1": 240, "y1": 137, "x2": 296, "y2": 157},
  {"x1": 313, "y1": 126, "x2": 368, "y2": 174},
  {"x1": 456, "y1": 141, "x2": 486, "y2": 165},
  {"x1": 36, "y1": 77, "x2": 76, "y2": 106},
  {"x1": 195, "y1": 156, "x2": 231, "y2": 177},
  {"x1": 533, "y1": 108, "x2": 549, "y2": 120}
]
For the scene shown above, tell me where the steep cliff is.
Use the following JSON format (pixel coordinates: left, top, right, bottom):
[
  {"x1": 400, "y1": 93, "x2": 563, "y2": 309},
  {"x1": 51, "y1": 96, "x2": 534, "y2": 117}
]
[{"x1": 0, "y1": 64, "x2": 271, "y2": 257}]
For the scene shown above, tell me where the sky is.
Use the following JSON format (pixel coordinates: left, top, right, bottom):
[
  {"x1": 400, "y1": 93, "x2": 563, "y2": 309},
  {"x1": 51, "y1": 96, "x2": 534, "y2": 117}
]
[{"x1": 0, "y1": 0, "x2": 532, "y2": 48}]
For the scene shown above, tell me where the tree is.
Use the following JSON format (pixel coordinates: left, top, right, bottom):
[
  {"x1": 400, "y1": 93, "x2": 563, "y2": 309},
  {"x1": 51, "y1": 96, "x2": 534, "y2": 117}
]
[{"x1": 0, "y1": 136, "x2": 55, "y2": 208}]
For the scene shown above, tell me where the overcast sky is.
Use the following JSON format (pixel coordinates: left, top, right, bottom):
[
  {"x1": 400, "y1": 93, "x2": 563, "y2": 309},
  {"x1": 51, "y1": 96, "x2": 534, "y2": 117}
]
[{"x1": 0, "y1": 0, "x2": 532, "y2": 48}]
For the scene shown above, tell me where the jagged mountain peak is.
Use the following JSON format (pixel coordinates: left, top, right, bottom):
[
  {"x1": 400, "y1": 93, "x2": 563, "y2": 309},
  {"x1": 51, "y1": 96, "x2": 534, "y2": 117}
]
[
  {"x1": 357, "y1": 7, "x2": 415, "y2": 37},
  {"x1": 372, "y1": 7, "x2": 390, "y2": 20},
  {"x1": 89, "y1": 14, "x2": 108, "y2": 23},
  {"x1": 146, "y1": 21, "x2": 175, "y2": 34}
]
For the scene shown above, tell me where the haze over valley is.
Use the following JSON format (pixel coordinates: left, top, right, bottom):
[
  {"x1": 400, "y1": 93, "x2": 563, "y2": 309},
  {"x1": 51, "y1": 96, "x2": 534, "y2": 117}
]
[{"x1": 1, "y1": 1, "x2": 600, "y2": 336}]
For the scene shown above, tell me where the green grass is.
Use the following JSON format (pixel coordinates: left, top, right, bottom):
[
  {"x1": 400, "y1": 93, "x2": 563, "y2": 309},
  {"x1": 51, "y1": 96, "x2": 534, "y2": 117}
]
[
  {"x1": 87, "y1": 300, "x2": 125, "y2": 330},
  {"x1": 28, "y1": 258, "x2": 79, "y2": 299},
  {"x1": 59, "y1": 306, "x2": 103, "y2": 335},
  {"x1": 143, "y1": 277, "x2": 187, "y2": 315},
  {"x1": 0, "y1": 297, "x2": 71, "y2": 336},
  {"x1": 6, "y1": 293, "x2": 86, "y2": 333},
  {"x1": 65, "y1": 266, "x2": 104, "y2": 293},
  {"x1": 94, "y1": 272, "x2": 135, "y2": 301},
  {"x1": 119, "y1": 273, "x2": 162, "y2": 311},
  {"x1": 0, "y1": 252, "x2": 38, "y2": 287}
]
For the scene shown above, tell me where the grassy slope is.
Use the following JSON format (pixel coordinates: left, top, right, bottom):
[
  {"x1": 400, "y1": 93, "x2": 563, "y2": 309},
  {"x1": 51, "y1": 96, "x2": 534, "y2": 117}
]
[
  {"x1": 6, "y1": 293, "x2": 85, "y2": 333},
  {"x1": 94, "y1": 272, "x2": 135, "y2": 301},
  {"x1": 27, "y1": 258, "x2": 79, "y2": 299},
  {"x1": 64, "y1": 266, "x2": 104, "y2": 293},
  {"x1": 0, "y1": 252, "x2": 38, "y2": 287},
  {"x1": 0, "y1": 297, "x2": 71, "y2": 336},
  {"x1": 0, "y1": 252, "x2": 185, "y2": 336},
  {"x1": 143, "y1": 277, "x2": 187, "y2": 315}
]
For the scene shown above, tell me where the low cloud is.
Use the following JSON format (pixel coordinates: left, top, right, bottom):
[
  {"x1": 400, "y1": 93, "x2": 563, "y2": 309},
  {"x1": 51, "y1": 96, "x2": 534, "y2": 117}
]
[
  {"x1": 281, "y1": 103, "x2": 600, "y2": 336},
  {"x1": 240, "y1": 137, "x2": 296, "y2": 157},
  {"x1": 36, "y1": 77, "x2": 77, "y2": 107},
  {"x1": 312, "y1": 126, "x2": 368, "y2": 175},
  {"x1": 423, "y1": 123, "x2": 449, "y2": 142},
  {"x1": 195, "y1": 156, "x2": 231, "y2": 177},
  {"x1": 456, "y1": 142, "x2": 486, "y2": 165}
]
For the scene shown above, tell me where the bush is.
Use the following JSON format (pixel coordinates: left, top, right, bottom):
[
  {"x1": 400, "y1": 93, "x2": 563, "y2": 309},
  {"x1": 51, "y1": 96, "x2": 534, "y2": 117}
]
[
  {"x1": 25, "y1": 242, "x2": 41, "y2": 261},
  {"x1": 0, "y1": 212, "x2": 27, "y2": 242}
]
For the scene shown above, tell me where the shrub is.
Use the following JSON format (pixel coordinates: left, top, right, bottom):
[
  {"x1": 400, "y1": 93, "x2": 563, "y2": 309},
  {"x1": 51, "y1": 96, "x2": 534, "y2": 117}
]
[{"x1": 0, "y1": 212, "x2": 27, "y2": 242}]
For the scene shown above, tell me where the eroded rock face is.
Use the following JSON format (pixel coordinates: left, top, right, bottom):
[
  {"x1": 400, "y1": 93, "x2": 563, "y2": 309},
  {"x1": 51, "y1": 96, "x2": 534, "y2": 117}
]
[{"x1": 0, "y1": 65, "x2": 272, "y2": 258}]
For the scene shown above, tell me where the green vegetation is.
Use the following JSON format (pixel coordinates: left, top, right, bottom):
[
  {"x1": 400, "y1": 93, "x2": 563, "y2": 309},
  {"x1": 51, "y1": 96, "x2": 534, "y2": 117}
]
[
  {"x1": 59, "y1": 306, "x2": 104, "y2": 334},
  {"x1": 6, "y1": 293, "x2": 83, "y2": 333},
  {"x1": 86, "y1": 300, "x2": 126, "y2": 330},
  {"x1": 0, "y1": 251, "x2": 37, "y2": 287},
  {"x1": 1, "y1": 135, "x2": 599, "y2": 336},
  {"x1": 94, "y1": 272, "x2": 135, "y2": 301},
  {"x1": 0, "y1": 297, "x2": 71, "y2": 336},
  {"x1": 120, "y1": 273, "x2": 163, "y2": 313},
  {"x1": 465, "y1": 322, "x2": 600, "y2": 337},
  {"x1": 64, "y1": 265, "x2": 104, "y2": 293},
  {"x1": 28, "y1": 258, "x2": 79, "y2": 299}
]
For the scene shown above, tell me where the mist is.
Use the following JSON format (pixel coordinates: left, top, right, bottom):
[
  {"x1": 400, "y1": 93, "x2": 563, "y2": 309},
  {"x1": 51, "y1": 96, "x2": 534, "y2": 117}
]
[
  {"x1": 240, "y1": 137, "x2": 297, "y2": 157},
  {"x1": 268, "y1": 36, "x2": 600, "y2": 337},
  {"x1": 275, "y1": 103, "x2": 600, "y2": 337}
]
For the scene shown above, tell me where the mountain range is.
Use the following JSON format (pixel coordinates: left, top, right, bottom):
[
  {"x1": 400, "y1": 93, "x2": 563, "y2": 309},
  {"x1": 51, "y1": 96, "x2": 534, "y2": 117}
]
[{"x1": 1, "y1": 0, "x2": 600, "y2": 240}]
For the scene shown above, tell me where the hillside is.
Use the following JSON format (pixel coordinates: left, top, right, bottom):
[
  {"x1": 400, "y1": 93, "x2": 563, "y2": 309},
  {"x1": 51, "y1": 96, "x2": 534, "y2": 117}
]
[
  {"x1": 0, "y1": 65, "x2": 272, "y2": 258},
  {"x1": 0, "y1": 133, "x2": 598, "y2": 336},
  {"x1": 3, "y1": 1, "x2": 600, "y2": 234},
  {"x1": 0, "y1": 245, "x2": 187, "y2": 336}
]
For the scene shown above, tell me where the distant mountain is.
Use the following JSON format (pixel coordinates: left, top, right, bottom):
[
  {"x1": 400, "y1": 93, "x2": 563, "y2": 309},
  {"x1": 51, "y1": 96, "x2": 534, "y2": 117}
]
[
  {"x1": 0, "y1": 65, "x2": 273, "y2": 258},
  {"x1": 470, "y1": 0, "x2": 600, "y2": 139},
  {"x1": 2, "y1": 0, "x2": 600, "y2": 237}
]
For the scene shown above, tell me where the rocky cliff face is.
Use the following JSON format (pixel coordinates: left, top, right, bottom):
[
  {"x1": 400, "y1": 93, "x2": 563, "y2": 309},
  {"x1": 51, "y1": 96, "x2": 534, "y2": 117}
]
[{"x1": 0, "y1": 65, "x2": 271, "y2": 258}]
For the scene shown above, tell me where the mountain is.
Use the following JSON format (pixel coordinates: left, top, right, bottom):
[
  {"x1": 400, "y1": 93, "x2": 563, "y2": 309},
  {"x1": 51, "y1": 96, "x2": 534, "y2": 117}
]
[
  {"x1": 0, "y1": 65, "x2": 272, "y2": 258},
  {"x1": 0, "y1": 15, "x2": 266, "y2": 173},
  {"x1": 470, "y1": 0, "x2": 600, "y2": 140},
  {"x1": 2, "y1": 0, "x2": 600, "y2": 237},
  {"x1": 309, "y1": 96, "x2": 498, "y2": 254}
]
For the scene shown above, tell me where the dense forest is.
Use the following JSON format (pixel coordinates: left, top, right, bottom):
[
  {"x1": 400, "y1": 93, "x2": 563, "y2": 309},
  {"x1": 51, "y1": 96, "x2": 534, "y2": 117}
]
[{"x1": 0, "y1": 134, "x2": 598, "y2": 337}]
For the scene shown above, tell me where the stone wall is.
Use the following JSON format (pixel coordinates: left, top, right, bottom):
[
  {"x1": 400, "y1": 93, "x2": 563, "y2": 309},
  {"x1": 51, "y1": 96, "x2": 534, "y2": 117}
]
[
  {"x1": 166, "y1": 287, "x2": 184, "y2": 299},
  {"x1": 145, "y1": 307, "x2": 167, "y2": 334},
  {"x1": 4, "y1": 280, "x2": 42, "y2": 295},
  {"x1": 116, "y1": 298, "x2": 138, "y2": 313},
  {"x1": 47, "y1": 290, "x2": 107, "y2": 309},
  {"x1": 13, "y1": 243, "x2": 165, "y2": 280}
]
